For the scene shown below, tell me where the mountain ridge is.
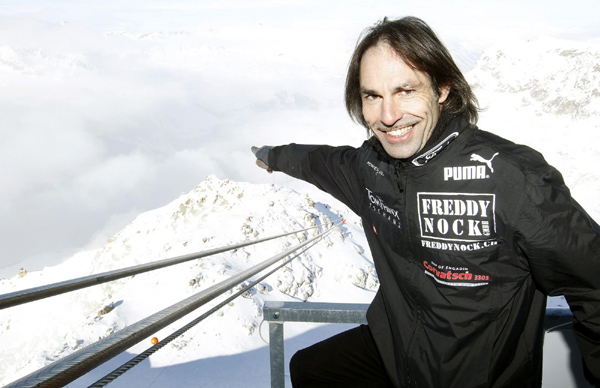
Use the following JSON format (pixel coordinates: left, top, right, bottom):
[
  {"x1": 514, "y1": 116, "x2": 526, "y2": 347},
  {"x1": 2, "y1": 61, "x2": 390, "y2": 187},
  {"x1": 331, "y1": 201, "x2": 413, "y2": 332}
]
[{"x1": 468, "y1": 37, "x2": 600, "y2": 119}]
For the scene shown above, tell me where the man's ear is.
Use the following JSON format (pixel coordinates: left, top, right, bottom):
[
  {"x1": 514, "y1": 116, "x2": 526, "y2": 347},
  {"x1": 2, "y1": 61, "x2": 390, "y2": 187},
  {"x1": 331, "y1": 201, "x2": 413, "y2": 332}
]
[{"x1": 438, "y1": 85, "x2": 450, "y2": 104}]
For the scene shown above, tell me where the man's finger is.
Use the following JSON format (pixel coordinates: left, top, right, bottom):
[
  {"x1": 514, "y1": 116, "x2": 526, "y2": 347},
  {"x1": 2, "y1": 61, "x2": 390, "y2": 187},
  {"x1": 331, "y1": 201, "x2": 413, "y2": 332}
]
[{"x1": 255, "y1": 159, "x2": 268, "y2": 169}]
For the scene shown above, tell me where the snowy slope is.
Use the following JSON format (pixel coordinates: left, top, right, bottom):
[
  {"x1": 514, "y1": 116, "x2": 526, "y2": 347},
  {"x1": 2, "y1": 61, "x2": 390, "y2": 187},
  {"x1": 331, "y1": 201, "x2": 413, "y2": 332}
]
[
  {"x1": 467, "y1": 38, "x2": 600, "y2": 223},
  {"x1": 469, "y1": 38, "x2": 600, "y2": 118},
  {"x1": 0, "y1": 176, "x2": 377, "y2": 387}
]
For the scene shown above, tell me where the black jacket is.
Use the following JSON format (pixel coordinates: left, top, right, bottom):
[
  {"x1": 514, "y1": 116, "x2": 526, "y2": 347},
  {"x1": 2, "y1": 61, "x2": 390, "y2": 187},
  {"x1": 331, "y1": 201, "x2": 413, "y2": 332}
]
[{"x1": 269, "y1": 115, "x2": 600, "y2": 387}]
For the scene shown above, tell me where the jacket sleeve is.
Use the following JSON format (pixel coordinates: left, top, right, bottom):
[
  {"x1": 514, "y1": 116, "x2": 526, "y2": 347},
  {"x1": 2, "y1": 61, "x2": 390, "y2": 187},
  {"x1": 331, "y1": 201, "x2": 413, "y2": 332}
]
[
  {"x1": 268, "y1": 143, "x2": 363, "y2": 215},
  {"x1": 514, "y1": 165, "x2": 600, "y2": 385}
]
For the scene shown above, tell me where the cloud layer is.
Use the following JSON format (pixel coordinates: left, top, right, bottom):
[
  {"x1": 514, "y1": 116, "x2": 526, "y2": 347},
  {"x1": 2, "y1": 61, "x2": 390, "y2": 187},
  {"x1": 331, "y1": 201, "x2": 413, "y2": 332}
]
[{"x1": 1, "y1": 0, "x2": 599, "y2": 275}]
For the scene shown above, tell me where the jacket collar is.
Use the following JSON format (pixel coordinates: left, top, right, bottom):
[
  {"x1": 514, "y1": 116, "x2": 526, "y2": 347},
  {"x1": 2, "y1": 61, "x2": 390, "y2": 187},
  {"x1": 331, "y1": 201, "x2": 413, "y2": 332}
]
[
  {"x1": 411, "y1": 130, "x2": 461, "y2": 167},
  {"x1": 369, "y1": 113, "x2": 472, "y2": 167}
]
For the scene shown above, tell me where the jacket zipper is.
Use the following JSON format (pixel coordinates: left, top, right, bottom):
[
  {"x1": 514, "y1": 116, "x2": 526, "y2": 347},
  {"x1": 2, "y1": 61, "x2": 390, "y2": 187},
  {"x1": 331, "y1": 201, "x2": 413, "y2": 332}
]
[
  {"x1": 395, "y1": 162, "x2": 421, "y2": 387},
  {"x1": 395, "y1": 163, "x2": 406, "y2": 195}
]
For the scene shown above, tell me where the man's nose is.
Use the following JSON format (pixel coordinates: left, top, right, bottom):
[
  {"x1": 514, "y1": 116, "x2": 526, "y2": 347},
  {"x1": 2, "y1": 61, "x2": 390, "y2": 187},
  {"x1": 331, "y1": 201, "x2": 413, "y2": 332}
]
[{"x1": 380, "y1": 98, "x2": 402, "y2": 127}]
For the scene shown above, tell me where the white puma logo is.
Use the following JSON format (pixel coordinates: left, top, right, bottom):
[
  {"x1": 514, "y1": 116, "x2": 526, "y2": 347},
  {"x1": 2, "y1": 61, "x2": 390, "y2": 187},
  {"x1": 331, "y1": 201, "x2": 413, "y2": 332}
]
[{"x1": 470, "y1": 152, "x2": 499, "y2": 173}]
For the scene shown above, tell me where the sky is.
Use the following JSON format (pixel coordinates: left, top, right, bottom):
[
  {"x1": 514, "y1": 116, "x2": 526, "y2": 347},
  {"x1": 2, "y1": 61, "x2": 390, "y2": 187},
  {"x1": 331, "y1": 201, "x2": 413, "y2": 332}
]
[{"x1": 1, "y1": 0, "x2": 600, "y2": 277}]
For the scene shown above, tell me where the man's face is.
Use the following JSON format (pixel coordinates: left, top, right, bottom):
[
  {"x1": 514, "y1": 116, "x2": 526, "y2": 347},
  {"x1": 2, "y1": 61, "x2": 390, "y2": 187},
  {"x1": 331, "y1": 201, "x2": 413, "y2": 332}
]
[{"x1": 360, "y1": 43, "x2": 449, "y2": 159}]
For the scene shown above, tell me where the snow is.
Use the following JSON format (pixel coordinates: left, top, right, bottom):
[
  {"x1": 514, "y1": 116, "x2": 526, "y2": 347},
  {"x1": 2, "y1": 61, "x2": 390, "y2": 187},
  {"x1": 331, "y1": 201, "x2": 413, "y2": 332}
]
[
  {"x1": 1, "y1": 2, "x2": 599, "y2": 387},
  {"x1": 0, "y1": 177, "x2": 378, "y2": 387}
]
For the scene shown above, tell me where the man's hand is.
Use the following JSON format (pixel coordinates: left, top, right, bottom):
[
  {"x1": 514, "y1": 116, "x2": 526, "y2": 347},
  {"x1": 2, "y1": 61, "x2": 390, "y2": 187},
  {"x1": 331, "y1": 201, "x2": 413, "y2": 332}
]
[{"x1": 251, "y1": 146, "x2": 273, "y2": 173}]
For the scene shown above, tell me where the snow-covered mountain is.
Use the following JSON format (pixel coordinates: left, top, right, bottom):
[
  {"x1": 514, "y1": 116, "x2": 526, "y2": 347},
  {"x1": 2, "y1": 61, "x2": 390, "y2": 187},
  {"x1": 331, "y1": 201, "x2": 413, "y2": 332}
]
[
  {"x1": 469, "y1": 38, "x2": 600, "y2": 119},
  {"x1": 0, "y1": 176, "x2": 377, "y2": 387}
]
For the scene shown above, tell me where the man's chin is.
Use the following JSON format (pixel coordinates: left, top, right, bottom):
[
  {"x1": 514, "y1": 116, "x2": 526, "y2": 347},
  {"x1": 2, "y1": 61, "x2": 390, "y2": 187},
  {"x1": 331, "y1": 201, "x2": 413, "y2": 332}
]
[{"x1": 382, "y1": 143, "x2": 419, "y2": 160}]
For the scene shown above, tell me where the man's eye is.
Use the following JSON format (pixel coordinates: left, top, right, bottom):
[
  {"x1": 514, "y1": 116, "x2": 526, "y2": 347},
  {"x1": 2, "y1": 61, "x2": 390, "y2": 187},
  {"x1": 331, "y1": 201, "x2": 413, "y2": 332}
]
[{"x1": 400, "y1": 89, "x2": 413, "y2": 96}]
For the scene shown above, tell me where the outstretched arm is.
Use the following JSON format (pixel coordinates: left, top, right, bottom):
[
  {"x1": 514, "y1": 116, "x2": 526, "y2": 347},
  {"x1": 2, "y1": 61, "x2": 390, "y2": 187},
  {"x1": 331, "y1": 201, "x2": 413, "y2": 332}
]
[{"x1": 250, "y1": 144, "x2": 363, "y2": 215}]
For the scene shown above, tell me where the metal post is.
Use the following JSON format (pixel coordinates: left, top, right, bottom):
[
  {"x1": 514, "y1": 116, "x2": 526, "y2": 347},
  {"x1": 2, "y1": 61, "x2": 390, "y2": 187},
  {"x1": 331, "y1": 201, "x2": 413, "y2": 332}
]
[
  {"x1": 264, "y1": 301, "x2": 369, "y2": 388},
  {"x1": 269, "y1": 322, "x2": 285, "y2": 388},
  {"x1": 263, "y1": 301, "x2": 574, "y2": 388}
]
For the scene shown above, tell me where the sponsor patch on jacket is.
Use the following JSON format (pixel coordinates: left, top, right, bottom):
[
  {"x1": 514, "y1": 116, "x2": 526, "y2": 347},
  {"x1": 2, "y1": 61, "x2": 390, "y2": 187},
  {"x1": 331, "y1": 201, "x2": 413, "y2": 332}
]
[
  {"x1": 443, "y1": 152, "x2": 499, "y2": 181},
  {"x1": 423, "y1": 260, "x2": 490, "y2": 287},
  {"x1": 367, "y1": 161, "x2": 385, "y2": 177},
  {"x1": 366, "y1": 187, "x2": 401, "y2": 229},
  {"x1": 418, "y1": 192, "x2": 497, "y2": 251}
]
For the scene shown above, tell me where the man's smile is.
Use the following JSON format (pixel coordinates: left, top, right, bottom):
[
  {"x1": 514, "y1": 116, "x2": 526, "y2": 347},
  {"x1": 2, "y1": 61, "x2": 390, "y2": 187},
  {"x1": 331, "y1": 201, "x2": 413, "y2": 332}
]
[{"x1": 384, "y1": 124, "x2": 415, "y2": 137}]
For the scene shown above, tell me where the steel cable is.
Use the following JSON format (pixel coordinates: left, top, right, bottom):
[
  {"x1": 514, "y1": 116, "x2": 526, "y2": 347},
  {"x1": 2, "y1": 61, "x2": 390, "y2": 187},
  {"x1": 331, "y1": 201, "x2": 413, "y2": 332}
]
[
  {"x1": 4, "y1": 221, "x2": 340, "y2": 388},
  {"x1": 88, "y1": 238, "x2": 324, "y2": 387},
  {"x1": 0, "y1": 219, "x2": 340, "y2": 310}
]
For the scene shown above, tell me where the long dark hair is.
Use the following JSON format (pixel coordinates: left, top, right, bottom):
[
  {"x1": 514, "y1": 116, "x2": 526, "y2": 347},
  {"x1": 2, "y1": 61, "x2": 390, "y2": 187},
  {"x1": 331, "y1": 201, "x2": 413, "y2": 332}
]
[{"x1": 345, "y1": 17, "x2": 479, "y2": 130}]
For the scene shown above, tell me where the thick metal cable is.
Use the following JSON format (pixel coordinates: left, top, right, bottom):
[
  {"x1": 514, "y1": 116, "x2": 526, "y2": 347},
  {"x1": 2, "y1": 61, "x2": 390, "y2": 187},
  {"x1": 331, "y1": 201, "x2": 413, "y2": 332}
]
[
  {"x1": 4, "y1": 222, "x2": 338, "y2": 388},
  {"x1": 88, "y1": 239, "x2": 322, "y2": 387},
  {"x1": 0, "y1": 221, "x2": 338, "y2": 310}
]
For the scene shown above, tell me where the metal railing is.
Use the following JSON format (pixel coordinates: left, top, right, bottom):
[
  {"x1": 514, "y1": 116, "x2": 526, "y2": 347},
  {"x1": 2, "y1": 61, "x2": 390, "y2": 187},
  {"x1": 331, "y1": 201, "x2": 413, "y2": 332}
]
[
  {"x1": 263, "y1": 301, "x2": 575, "y2": 388},
  {"x1": 90, "y1": 239, "x2": 325, "y2": 387},
  {"x1": 0, "y1": 224, "x2": 326, "y2": 310},
  {"x1": 2, "y1": 220, "x2": 340, "y2": 387}
]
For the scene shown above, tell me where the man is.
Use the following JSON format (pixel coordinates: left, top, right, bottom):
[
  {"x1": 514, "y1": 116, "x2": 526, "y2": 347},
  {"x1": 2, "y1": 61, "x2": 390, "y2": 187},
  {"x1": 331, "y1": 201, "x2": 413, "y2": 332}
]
[{"x1": 252, "y1": 17, "x2": 600, "y2": 387}]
